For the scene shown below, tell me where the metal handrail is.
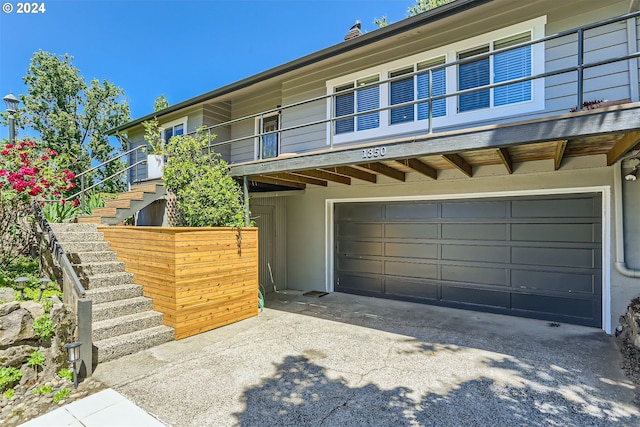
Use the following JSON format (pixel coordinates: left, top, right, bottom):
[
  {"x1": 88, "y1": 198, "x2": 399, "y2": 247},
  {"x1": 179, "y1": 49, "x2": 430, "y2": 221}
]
[
  {"x1": 32, "y1": 200, "x2": 86, "y2": 297},
  {"x1": 75, "y1": 145, "x2": 146, "y2": 179},
  {"x1": 177, "y1": 10, "x2": 640, "y2": 161}
]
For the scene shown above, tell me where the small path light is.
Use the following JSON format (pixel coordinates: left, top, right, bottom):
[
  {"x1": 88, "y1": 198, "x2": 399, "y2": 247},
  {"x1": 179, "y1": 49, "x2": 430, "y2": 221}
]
[
  {"x1": 64, "y1": 342, "x2": 81, "y2": 389},
  {"x1": 38, "y1": 277, "x2": 51, "y2": 301},
  {"x1": 14, "y1": 277, "x2": 28, "y2": 300},
  {"x1": 3, "y1": 92, "x2": 19, "y2": 146}
]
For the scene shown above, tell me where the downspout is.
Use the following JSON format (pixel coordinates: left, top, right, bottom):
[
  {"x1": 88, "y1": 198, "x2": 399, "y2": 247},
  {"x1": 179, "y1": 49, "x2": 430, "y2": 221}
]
[{"x1": 614, "y1": 156, "x2": 640, "y2": 277}]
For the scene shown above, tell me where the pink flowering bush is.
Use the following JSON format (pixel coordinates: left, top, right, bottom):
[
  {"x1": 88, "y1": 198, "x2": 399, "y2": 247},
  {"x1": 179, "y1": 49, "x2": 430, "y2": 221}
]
[{"x1": 0, "y1": 140, "x2": 77, "y2": 266}]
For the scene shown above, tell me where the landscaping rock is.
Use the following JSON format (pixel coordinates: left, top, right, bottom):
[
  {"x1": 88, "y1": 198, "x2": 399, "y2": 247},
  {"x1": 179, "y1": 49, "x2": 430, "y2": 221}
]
[
  {"x1": 0, "y1": 345, "x2": 35, "y2": 368},
  {"x1": 20, "y1": 301, "x2": 44, "y2": 320},
  {"x1": 0, "y1": 302, "x2": 20, "y2": 316},
  {"x1": 0, "y1": 289, "x2": 16, "y2": 303},
  {"x1": 47, "y1": 303, "x2": 75, "y2": 377},
  {"x1": 0, "y1": 304, "x2": 36, "y2": 349}
]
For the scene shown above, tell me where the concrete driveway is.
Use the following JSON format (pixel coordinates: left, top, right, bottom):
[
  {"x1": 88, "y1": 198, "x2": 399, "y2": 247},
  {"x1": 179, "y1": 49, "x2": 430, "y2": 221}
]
[{"x1": 93, "y1": 291, "x2": 640, "y2": 426}]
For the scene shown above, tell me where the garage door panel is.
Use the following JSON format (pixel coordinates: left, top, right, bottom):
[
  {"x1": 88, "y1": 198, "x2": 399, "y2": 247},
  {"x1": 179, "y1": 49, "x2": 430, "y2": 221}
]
[
  {"x1": 442, "y1": 265, "x2": 507, "y2": 286},
  {"x1": 442, "y1": 224, "x2": 507, "y2": 240},
  {"x1": 442, "y1": 201, "x2": 507, "y2": 218},
  {"x1": 338, "y1": 223, "x2": 383, "y2": 238},
  {"x1": 385, "y1": 203, "x2": 438, "y2": 219},
  {"x1": 337, "y1": 257, "x2": 383, "y2": 274},
  {"x1": 385, "y1": 261, "x2": 438, "y2": 279},
  {"x1": 335, "y1": 193, "x2": 602, "y2": 327},
  {"x1": 511, "y1": 197, "x2": 599, "y2": 218},
  {"x1": 511, "y1": 247, "x2": 596, "y2": 268},
  {"x1": 338, "y1": 241, "x2": 382, "y2": 256},
  {"x1": 442, "y1": 286, "x2": 510, "y2": 308},
  {"x1": 385, "y1": 278, "x2": 438, "y2": 300},
  {"x1": 385, "y1": 242, "x2": 438, "y2": 259},
  {"x1": 442, "y1": 244, "x2": 508, "y2": 263},
  {"x1": 511, "y1": 293, "x2": 598, "y2": 321},
  {"x1": 385, "y1": 223, "x2": 438, "y2": 239},
  {"x1": 511, "y1": 269, "x2": 596, "y2": 294},
  {"x1": 338, "y1": 274, "x2": 382, "y2": 293},
  {"x1": 511, "y1": 223, "x2": 596, "y2": 243}
]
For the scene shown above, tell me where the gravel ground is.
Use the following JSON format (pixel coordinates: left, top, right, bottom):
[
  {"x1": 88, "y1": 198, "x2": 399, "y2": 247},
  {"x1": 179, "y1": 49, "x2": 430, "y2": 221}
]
[{"x1": 0, "y1": 376, "x2": 105, "y2": 427}]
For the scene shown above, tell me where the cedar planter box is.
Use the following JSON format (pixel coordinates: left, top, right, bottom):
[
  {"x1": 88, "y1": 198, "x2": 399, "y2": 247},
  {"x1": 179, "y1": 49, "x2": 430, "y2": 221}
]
[{"x1": 98, "y1": 226, "x2": 258, "y2": 340}]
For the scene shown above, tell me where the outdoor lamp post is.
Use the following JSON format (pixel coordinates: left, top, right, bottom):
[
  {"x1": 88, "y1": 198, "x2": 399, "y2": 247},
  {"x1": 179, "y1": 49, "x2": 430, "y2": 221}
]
[
  {"x1": 14, "y1": 276, "x2": 28, "y2": 300},
  {"x1": 64, "y1": 342, "x2": 81, "y2": 389},
  {"x1": 3, "y1": 92, "x2": 19, "y2": 146},
  {"x1": 39, "y1": 277, "x2": 51, "y2": 301}
]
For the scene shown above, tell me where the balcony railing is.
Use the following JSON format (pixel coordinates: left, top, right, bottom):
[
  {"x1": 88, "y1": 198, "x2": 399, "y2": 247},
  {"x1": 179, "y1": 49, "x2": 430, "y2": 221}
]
[{"x1": 183, "y1": 11, "x2": 640, "y2": 165}]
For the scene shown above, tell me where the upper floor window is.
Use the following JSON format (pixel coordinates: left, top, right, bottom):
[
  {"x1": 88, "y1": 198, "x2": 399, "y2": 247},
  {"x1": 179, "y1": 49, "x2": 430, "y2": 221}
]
[
  {"x1": 335, "y1": 76, "x2": 380, "y2": 134},
  {"x1": 458, "y1": 32, "x2": 532, "y2": 112},
  {"x1": 390, "y1": 57, "x2": 446, "y2": 125},
  {"x1": 160, "y1": 118, "x2": 186, "y2": 143},
  {"x1": 261, "y1": 114, "x2": 279, "y2": 159}
]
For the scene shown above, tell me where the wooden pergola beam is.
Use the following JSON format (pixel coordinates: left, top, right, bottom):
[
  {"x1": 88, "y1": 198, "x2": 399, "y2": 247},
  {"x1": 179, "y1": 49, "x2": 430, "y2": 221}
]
[
  {"x1": 397, "y1": 158, "x2": 437, "y2": 180},
  {"x1": 554, "y1": 140, "x2": 568, "y2": 170},
  {"x1": 249, "y1": 176, "x2": 306, "y2": 189},
  {"x1": 322, "y1": 166, "x2": 377, "y2": 183},
  {"x1": 270, "y1": 173, "x2": 327, "y2": 187},
  {"x1": 607, "y1": 131, "x2": 640, "y2": 165},
  {"x1": 442, "y1": 154, "x2": 472, "y2": 177},
  {"x1": 496, "y1": 148, "x2": 513, "y2": 174},
  {"x1": 292, "y1": 169, "x2": 351, "y2": 185},
  {"x1": 359, "y1": 163, "x2": 406, "y2": 182}
]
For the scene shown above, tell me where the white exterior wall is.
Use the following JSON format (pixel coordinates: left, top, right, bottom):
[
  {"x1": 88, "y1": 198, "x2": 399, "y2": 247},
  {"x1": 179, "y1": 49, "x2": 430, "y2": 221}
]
[{"x1": 285, "y1": 155, "x2": 638, "y2": 333}]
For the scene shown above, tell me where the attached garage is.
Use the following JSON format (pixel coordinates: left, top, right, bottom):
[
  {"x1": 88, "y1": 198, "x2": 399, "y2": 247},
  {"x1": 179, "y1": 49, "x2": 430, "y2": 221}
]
[{"x1": 334, "y1": 193, "x2": 603, "y2": 327}]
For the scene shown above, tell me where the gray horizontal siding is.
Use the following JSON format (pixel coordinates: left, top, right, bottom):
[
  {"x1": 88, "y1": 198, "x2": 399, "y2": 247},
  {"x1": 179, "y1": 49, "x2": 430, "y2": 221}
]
[{"x1": 203, "y1": 103, "x2": 232, "y2": 160}]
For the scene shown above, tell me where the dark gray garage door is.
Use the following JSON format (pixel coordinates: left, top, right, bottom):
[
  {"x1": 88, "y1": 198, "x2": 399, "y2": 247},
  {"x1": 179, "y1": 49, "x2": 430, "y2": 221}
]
[{"x1": 334, "y1": 194, "x2": 602, "y2": 327}]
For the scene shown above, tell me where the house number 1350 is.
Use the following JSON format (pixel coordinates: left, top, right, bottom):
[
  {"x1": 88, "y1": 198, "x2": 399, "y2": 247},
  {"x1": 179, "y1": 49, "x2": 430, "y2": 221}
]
[{"x1": 362, "y1": 147, "x2": 387, "y2": 159}]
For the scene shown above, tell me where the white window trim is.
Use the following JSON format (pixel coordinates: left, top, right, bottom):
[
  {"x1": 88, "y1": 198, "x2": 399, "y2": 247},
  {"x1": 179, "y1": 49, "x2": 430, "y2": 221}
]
[
  {"x1": 159, "y1": 116, "x2": 188, "y2": 141},
  {"x1": 326, "y1": 16, "x2": 547, "y2": 145},
  {"x1": 253, "y1": 112, "x2": 280, "y2": 160}
]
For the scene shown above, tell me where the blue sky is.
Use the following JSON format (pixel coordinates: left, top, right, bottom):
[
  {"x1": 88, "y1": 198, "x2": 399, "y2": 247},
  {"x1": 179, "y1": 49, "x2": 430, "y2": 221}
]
[{"x1": 0, "y1": 0, "x2": 412, "y2": 140}]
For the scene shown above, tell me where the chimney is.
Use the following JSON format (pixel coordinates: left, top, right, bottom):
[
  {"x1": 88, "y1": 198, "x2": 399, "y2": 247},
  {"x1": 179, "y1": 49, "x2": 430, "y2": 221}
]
[{"x1": 344, "y1": 21, "x2": 362, "y2": 40}]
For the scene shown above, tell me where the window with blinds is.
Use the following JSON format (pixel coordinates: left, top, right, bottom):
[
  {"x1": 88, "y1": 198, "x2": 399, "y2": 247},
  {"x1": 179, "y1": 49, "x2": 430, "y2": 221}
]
[
  {"x1": 458, "y1": 32, "x2": 532, "y2": 112},
  {"x1": 335, "y1": 76, "x2": 380, "y2": 134},
  {"x1": 389, "y1": 57, "x2": 447, "y2": 126}
]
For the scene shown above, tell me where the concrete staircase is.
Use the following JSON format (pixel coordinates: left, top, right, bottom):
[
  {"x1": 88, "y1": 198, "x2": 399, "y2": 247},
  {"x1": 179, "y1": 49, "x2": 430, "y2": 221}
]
[
  {"x1": 49, "y1": 223, "x2": 174, "y2": 363},
  {"x1": 77, "y1": 182, "x2": 166, "y2": 225}
]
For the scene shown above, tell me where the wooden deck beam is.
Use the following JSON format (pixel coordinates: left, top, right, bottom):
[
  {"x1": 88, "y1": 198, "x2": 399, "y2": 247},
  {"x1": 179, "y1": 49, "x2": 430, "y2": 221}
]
[
  {"x1": 321, "y1": 166, "x2": 377, "y2": 183},
  {"x1": 607, "y1": 131, "x2": 640, "y2": 165},
  {"x1": 442, "y1": 154, "x2": 472, "y2": 177},
  {"x1": 359, "y1": 163, "x2": 406, "y2": 182},
  {"x1": 249, "y1": 176, "x2": 306, "y2": 189},
  {"x1": 270, "y1": 173, "x2": 327, "y2": 186},
  {"x1": 292, "y1": 169, "x2": 351, "y2": 185},
  {"x1": 397, "y1": 158, "x2": 437, "y2": 180},
  {"x1": 554, "y1": 140, "x2": 568, "y2": 170},
  {"x1": 496, "y1": 148, "x2": 513, "y2": 174}
]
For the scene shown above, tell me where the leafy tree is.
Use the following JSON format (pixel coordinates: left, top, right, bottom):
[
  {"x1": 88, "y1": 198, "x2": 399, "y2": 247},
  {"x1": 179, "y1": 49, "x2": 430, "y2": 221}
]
[
  {"x1": 154, "y1": 95, "x2": 169, "y2": 112},
  {"x1": 3, "y1": 51, "x2": 130, "y2": 192},
  {"x1": 375, "y1": 0, "x2": 453, "y2": 27},
  {"x1": 163, "y1": 129, "x2": 246, "y2": 227}
]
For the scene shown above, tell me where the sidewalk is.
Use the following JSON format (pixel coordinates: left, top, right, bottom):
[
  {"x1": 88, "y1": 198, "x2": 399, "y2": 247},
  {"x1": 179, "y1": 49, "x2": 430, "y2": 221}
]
[{"x1": 19, "y1": 388, "x2": 165, "y2": 427}]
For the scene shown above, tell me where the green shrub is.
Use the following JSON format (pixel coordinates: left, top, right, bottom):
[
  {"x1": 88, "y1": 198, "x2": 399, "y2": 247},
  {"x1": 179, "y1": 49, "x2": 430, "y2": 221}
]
[
  {"x1": 0, "y1": 367, "x2": 22, "y2": 392},
  {"x1": 33, "y1": 314, "x2": 55, "y2": 340},
  {"x1": 57, "y1": 368, "x2": 73, "y2": 382},
  {"x1": 27, "y1": 350, "x2": 45, "y2": 379},
  {"x1": 41, "y1": 201, "x2": 79, "y2": 223},
  {"x1": 32, "y1": 385, "x2": 53, "y2": 395},
  {"x1": 53, "y1": 388, "x2": 70, "y2": 403},
  {"x1": 0, "y1": 256, "x2": 39, "y2": 287},
  {"x1": 3, "y1": 388, "x2": 15, "y2": 399},
  {"x1": 164, "y1": 129, "x2": 246, "y2": 227}
]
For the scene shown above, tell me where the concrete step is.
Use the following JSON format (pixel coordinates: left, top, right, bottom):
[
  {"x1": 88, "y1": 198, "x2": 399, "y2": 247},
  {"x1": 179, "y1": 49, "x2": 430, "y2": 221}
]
[
  {"x1": 95, "y1": 325, "x2": 174, "y2": 363},
  {"x1": 59, "y1": 241, "x2": 111, "y2": 253},
  {"x1": 85, "y1": 284, "x2": 143, "y2": 304},
  {"x1": 80, "y1": 272, "x2": 135, "y2": 289},
  {"x1": 52, "y1": 231, "x2": 104, "y2": 243},
  {"x1": 49, "y1": 223, "x2": 98, "y2": 233},
  {"x1": 68, "y1": 251, "x2": 119, "y2": 264},
  {"x1": 92, "y1": 296, "x2": 154, "y2": 322},
  {"x1": 75, "y1": 261, "x2": 126, "y2": 277},
  {"x1": 93, "y1": 311, "x2": 165, "y2": 342}
]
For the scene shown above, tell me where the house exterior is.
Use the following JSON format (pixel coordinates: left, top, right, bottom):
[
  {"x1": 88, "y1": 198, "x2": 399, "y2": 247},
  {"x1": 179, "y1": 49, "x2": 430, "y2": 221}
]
[{"x1": 110, "y1": 0, "x2": 640, "y2": 334}]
